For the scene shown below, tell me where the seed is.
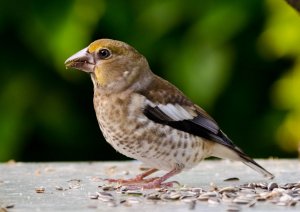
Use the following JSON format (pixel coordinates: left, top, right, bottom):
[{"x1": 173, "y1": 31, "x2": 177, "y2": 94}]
[
  {"x1": 203, "y1": 191, "x2": 218, "y2": 197},
  {"x1": 167, "y1": 192, "x2": 181, "y2": 200},
  {"x1": 85, "y1": 180, "x2": 300, "y2": 208},
  {"x1": 224, "y1": 177, "x2": 239, "y2": 182},
  {"x1": 257, "y1": 182, "x2": 267, "y2": 189},
  {"x1": 35, "y1": 187, "x2": 45, "y2": 193},
  {"x1": 181, "y1": 197, "x2": 197, "y2": 203},
  {"x1": 282, "y1": 183, "x2": 299, "y2": 189},
  {"x1": 180, "y1": 191, "x2": 198, "y2": 199},
  {"x1": 4, "y1": 204, "x2": 14, "y2": 209},
  {"x1": 219, "y1": 187, "x2": 238, "y2": 193},
  {"x1": 55, "y1": 186, "x2": 64, "y2": 191},
  {"x1": 146, "y1": 192, "x2": 161, "y2": 200},
  {"x1": 89, "y1": 193, "x2": 99, "y2": 199},
  {"x1": 223, "y1": 192, "x2": 238, "y2": 199},
  {"x1": 288, "y1": 201, "x2": 297, "y2": 207},
  {"x1": 97, "y1": 191, "x2": 113, "y2": 197},
  {"x1": 197, "y1": 195, "x2": 209, "y2": 201},
  {"x1": 102, "y1": 185, "x2": 115, "y2": 191},
  {"x1": 197, "y1": 192, "x2": 218, "y2": 201},
  {"x1": 293, "y1": 183, "x2": 300, "y2": 188},
  {"x1": 267, "y1": 182, "x2": 278, "y2": 191},
  {"x1": 126, "y1": 190, "x2": 143, "y2": 196},
  {"x1": 242, "y1": 183, "x2": 255, "y2": 189}
]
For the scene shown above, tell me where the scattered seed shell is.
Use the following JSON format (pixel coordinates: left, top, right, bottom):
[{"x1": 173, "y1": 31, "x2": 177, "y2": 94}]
[
  {"x1": 35, "y1": 187, "x2": 45, "y2": 193},
  {"x1": 224, "y1": 177, "x2": 240, "y2": 182}
]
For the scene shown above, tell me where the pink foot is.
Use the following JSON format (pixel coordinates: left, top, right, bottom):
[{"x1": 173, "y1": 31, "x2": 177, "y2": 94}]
[
  {"x1": 104, "y1": 166, "x2": 182, "y2": 190},
  {"x1": 103, "y1": 168, "x2": 159, "y2": 185}
]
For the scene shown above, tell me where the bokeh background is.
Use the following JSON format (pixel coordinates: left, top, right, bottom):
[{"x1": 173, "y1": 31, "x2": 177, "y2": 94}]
[{"x1": 1, "y1": 0, "x2": 300, "y2": 162}]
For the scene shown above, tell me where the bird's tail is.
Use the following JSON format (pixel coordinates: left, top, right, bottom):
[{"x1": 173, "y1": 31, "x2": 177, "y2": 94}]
[{"x1": 211, "y1": 143, "x2": 274, "y2": 179}]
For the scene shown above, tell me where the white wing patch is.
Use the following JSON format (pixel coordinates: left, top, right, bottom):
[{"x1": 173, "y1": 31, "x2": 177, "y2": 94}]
[{"x1": 155, "y1": 103, "x2": 195, "y2": 121}]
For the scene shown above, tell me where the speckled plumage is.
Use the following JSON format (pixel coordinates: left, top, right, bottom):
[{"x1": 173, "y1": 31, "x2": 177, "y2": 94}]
[
  {"x1": 65, "y1": 39, "x2": 274, "y2": 188},
  {"x1": 93, "y1": 86, "x2": 211, "y2": 171}
]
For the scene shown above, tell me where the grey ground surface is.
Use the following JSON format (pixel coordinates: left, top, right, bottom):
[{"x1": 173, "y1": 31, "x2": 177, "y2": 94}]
[{"x1": 0, "y1": 159, "x2": 299, "y2": 212}]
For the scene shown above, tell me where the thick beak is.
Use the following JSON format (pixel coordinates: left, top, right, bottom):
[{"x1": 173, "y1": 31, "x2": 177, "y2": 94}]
[{"x1": 65, "y1": 47, "x2": 95, "y2": 73}]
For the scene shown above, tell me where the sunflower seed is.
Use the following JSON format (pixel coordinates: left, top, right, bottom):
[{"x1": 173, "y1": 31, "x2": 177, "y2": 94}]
[
  {"x1": 35, "y1": 187, "x2": 45, "y2": 193},
  {"x1": 197, "y1": 195, "x2": 209, "y2": 201},
  {"x1": 101, "y1": 185, "x2": 115, "y2": 191},
  {"x1": 55, "y1": 186, "x2": 64, "y2": 191},
  {"x1": 89, "y1": 193, "x2": 99, "y2": 199},
  {"x1": 126, "y1": 190, "x2": 143, "y2": 196},
  {"x1": 219, "y1": 186, "x2": 238, "y2": 193},
  {"x1": 4, "y1": 204, "x2": 14, "y2": 209},
  {"x1": 180, "y1": 191, "x2": 198, "y2": 199},
  {"x1": 268, "y1": 182, "x2": 278, "y2": 191},
  {"x1": 224, "y1": 177, "x2": 239, "y2": 182},
  {"x1": 97, "y1": 192, "x2": 114, "y2": 202},
  {"x1": 146, "y1": 192, "x2": 161, "y2": 200},
  {"x1": 168, "y1": 191, "x2": 181, "y2": 200}
]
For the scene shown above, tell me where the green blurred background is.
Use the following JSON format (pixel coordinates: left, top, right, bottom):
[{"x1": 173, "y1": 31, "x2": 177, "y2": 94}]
[{"x1": 1, "y1": 0, "x2": 300, "y2": 162}]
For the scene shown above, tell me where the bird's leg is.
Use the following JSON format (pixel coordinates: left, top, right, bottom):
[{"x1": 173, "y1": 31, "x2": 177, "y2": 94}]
[
  {"x1": 125, "y1": 165, "x2": 183, "y2": 190},
  {"x1": 105, "y1": 168, "x2": 159, "y2": 184}
]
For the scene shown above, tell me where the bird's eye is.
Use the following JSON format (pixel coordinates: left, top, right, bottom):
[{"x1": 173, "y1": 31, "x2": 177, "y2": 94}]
[{"x1": 98, "y1": 48, "x2": 111, "y2": 59}]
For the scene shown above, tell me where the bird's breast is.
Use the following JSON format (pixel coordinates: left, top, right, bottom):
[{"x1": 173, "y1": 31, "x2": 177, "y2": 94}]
[{"x1": 93, "y1": 92, "x2": 213, "y2": 171}]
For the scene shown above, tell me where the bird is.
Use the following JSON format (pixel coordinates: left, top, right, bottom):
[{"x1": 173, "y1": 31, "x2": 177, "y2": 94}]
[{"x1": 65, "y1": 38, "x2": 274, "y2": 189}]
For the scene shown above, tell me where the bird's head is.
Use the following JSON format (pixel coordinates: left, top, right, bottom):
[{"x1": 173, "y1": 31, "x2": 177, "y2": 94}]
[{"x1": 65, "y1": 39, "x2": 152, "y2": 92}]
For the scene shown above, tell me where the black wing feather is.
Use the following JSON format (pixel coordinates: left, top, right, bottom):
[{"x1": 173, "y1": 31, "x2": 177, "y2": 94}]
[{"x1": 144, "y1": 104, "x2": 235, "y2": 147}]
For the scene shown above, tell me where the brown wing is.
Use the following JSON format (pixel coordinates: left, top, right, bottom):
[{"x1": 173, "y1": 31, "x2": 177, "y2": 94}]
[
  {"x1": 139, "y1": 75, "x2": 235, "y2": 148},
  {"x1": 138, "y1": 76, "x2": 274, "y2": 179}
]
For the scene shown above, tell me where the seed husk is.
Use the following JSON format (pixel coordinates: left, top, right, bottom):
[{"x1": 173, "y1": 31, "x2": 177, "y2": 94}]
[
  {"x1": 35, "y1": 187, "x2": 45, "y2": 193},
  {"x1": 268, "y1": 182, "x2": 278, "y2": 191},
  {"x1": 224, "y1": 177, "x2": 240, "y2": 182}
]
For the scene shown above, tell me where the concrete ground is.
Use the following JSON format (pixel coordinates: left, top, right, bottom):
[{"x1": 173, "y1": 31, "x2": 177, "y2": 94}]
[{"x1": 0, "y1": 159, "x2": 299, "y2": 212}]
